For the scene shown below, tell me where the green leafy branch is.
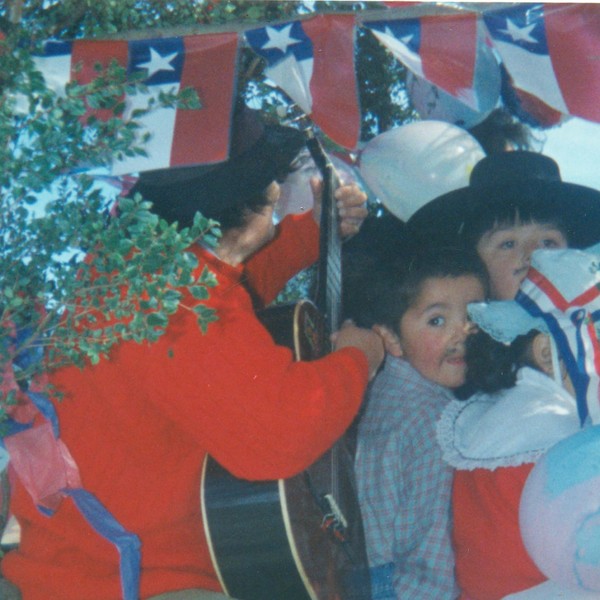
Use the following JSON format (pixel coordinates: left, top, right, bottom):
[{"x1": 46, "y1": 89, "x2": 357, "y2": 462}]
[
  {"x1": 1, "y1": 184, "x2": 221, "y2": 414},
  {"x1": 0, "y1": 31, "x2": 217, "y2": 416}
]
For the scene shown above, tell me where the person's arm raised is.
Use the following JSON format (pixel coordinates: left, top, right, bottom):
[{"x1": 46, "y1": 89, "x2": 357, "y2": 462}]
[{"x1": 310, "y1": 177, "x2": 368, "y2": 239}]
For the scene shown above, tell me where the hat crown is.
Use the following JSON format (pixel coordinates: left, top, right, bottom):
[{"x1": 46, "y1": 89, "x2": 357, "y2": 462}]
[
  {"x1": 469, "y1": 151, "x2": 562, "y2": 188},
  {"x1": 130, "y1": 106, "x2": 305, "y2": 230}
]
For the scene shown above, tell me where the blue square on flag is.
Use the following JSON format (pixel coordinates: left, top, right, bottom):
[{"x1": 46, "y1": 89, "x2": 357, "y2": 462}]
[
  {"x1": 42, "y1": 40, "x2": 72, "y2": 57},
  {"x1": 128, "y1": 37, "x2": 184, "y2": 86},
  {"x1": 484, "y1": 5, "x2": 549, "y2": 55},
  {"x1": 245, "y1": 21, "x2": 312, "y2": 64},
  {"x1": 369, "y1": 19, "x2": 421, "y2": 54}
]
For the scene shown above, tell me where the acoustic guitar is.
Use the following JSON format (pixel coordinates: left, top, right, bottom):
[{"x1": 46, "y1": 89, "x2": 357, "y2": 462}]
[{"x1": 200, "y1": 129, "x2": 370, "y2": 600}]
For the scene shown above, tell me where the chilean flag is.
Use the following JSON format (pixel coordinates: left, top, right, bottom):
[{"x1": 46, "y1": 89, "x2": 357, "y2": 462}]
[
  {"x1": 516, "y1": 246, "x2": 600, "y2": 426},
  {"x1": 245, "y1": 14, "x2": 360, "y2": 150},
  {"x1": 484, "y1": 3, "x2": 600, "y2": 123},
  {"x1": 33, "y1": 33, "x2": 239, "y2": 175},
  {"x1": 365, "y1": 13, "x2": 479, "y2": 107}
]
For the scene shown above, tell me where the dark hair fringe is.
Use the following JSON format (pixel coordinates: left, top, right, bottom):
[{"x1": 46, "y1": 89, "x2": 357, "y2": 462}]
[
  {"x1": 348, "y1": 244, "x2": 489, "y2": 332},
  {"x1": 462, "y1": 185, "x2": 571, "y2": 249}
]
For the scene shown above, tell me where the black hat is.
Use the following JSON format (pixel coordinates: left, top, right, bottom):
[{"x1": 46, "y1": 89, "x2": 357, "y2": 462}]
[
  {"x1": 129, "y1": 106, "x2": 306, "y2": 230},
  {"x1": 407, "y1": 151, "x2": 600, "y2": 249}
]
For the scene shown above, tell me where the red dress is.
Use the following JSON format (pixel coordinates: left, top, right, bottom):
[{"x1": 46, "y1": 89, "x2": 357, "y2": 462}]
[
  {"x1": 437, "y1": 367, "x2": 581, "y2": 600},
  {"x1": 453, "y1": 465, "x2": 546, "y2": 600},
  {"x1": 2, "y1": 212, "x2": 369, "y2": 600}
]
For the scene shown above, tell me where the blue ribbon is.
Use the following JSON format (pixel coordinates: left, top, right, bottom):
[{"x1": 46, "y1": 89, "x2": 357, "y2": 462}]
[
  {"x1": 64, "y1": 489, "x2": 141, "y2": 600},
  {"x1": 518, "y1": 293, "x2": 589, "y2": 425},
  {"x1": 3, "y1": 327, "x2": 142, "y2": 600}
]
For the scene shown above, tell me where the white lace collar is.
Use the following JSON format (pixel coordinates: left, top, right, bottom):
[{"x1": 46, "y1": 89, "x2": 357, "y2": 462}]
[{"x1": 436, "y1": 367, "x2": 581, "y2": 470}]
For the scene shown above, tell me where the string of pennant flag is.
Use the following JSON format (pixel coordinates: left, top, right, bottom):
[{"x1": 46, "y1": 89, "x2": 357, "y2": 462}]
[{"x1": 24, "y1": 2, "x2": 600, "y2": 177}]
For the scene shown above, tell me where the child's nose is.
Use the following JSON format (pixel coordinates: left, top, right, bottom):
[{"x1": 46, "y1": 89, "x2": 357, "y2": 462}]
[
  {"x1": 453, "y1": 320, "x2": 473, "y2": 341},
  {"x1": 523, "y1": 240, "x2": 542, "y2": 262},
  {"x1": 464, "y1": 320, "x2": 478, "y2": 336}
]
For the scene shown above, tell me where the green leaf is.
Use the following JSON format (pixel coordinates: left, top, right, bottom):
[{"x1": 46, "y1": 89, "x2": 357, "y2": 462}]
[
  {"x1": 189, "y1": 286, "x2": 209, "y2": 300},
  {"x1": 146, "y1": 312, "x2": 168, "y2": 327}
]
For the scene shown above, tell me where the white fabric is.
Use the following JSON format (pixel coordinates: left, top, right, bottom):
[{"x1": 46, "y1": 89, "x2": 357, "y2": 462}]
[
  {"x1": 502, "y1": 579, "x2": 600, "y2": 599},
  {"x1": 437, "y1": 367, "x2": 580, "y2": 470},
  {"x1": 467, "y1": 301, "x2": 547, "y2": 344}
]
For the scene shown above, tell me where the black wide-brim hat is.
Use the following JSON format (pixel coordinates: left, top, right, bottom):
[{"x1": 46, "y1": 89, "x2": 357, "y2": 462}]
[
  {"x1": 129, "y1": 107, "x2": 306, "y2": 230},
  {"x1": 407, "y1": 151, "x2": 600, "y2": 249}
]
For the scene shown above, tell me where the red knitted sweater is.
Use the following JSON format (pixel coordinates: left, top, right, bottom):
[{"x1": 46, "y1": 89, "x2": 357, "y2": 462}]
[{"x1": 3, "y1": 212, "x2": 369, "y2": 599}]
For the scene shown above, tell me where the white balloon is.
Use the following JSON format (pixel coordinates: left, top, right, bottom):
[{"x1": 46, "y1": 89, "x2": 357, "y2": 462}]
[
  {"x1": 520, "y1": 426, "x2": 600, "y2": 592},
  {"x1": 358, "y1": 121, "x2": 485, "y2": 222}
]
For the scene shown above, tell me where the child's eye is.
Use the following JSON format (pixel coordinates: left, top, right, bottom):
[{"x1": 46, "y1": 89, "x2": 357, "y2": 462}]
[
  {"x1": 540, "y1": 238, "x2": 561, "y2": 248},
  {"x1": 499, "y1": 240, "x2": 515, "y2": 249},
  {"x1": 428, "y1": 316, "x2": 445, "y2": 327}
]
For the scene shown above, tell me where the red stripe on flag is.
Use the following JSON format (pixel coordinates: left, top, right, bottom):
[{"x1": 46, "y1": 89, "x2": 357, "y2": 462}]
[
  {"x1": 545, "y1": 3, "x2": 600, "y2": 122},
  {"x1": 420, "y1": 13, "x2": 477, "y2": 97},
  {"x1": 572, "y1": 283, "x2": 600, "y2": 308},
  {"x1": 513, "y1": 87, "x2": 565, "y2": 128},
  {"x1": 71, "y1": 40, "x2": 129, "y2": 122},
  {"x1": 303, "y1": 14, "x2": 361, "y2": 150},
  {"x1": 586, "y1": 318, "x2": 600, "y2": 380},
  {"x1": 527, "y1": 268, "x2": 569, "y2": 311},
  {"x1": 528, "y1": 268, "x2": 600, "y2": 310},
  {"x1": 171, "y1": 33, "x2": 238, "y2": 167}
]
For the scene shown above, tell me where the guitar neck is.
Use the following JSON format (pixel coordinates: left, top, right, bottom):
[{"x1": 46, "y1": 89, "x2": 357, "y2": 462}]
[{"x1": 305, "y1": 133, "x2": 342, "y2": 334}]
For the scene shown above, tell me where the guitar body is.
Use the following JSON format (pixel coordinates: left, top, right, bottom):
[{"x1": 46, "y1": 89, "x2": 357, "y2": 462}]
[{"x1": 200, "y1": 300, "x2": 370, "y2": 600}]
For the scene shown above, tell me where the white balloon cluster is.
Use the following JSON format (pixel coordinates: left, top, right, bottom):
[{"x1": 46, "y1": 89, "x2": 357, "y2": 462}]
[{"x1": 357, "y1": 121, "x2": 485, "y2": 222}]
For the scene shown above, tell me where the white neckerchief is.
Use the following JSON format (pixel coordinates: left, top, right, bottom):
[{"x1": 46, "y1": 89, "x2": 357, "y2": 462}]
[{"x1": 436, "y1": 367, "x2": 581, "y2": 470}]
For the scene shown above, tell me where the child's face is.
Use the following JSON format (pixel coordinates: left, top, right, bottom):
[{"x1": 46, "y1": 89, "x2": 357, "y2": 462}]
[
  {"x1": 476, "y1": 222, "x2": 567, "y2": 300},
  {"x1": 396, "y1": 275, "x2": 485, "y2": 389}
]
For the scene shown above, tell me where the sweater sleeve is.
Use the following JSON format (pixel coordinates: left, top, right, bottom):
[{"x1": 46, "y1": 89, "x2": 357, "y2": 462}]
[
  {"x1": 140, "y1": 327, "x2": 366, "y2": 479},
  {"x1": 104, "y1": 260, "x2": 368, "y2": 481},
  {"x1": 244, "y1": 210, "x2": 319, "y2": 308}
]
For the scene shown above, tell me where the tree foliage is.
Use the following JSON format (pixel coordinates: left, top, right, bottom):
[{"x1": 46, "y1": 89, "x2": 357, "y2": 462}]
[
  {"x1": 0, "y1": 4, "x2": 222, "y2": 416},
  {"x1": 0, "y1": 0, "x2": 414, "y2": 417}
]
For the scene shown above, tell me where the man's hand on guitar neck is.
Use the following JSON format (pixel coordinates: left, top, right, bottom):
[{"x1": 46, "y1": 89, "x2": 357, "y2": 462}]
[
  {"x1": 310, "y1": 177, "x2": 368, "y2": 238},
  {"x1": 331, "y1": 320, "x2": 385, "y2": 381}
]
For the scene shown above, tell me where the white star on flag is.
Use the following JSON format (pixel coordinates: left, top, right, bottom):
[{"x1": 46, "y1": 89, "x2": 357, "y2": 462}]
[
  {"x1": 138, "y1": 47, "x2": 178, "y2": 77},
  {"x1": 262, "y1": 24, "x2": 302, "y2": 54},
  {"x1": 369, "y1": 25, "x2": 424, "y2": 82},
  {"x1": 501, "y1": 19, "x2": 537, "y2": 44},
  {"x1": 378, "y1": 26, "x2": 412, "y2": 48}
]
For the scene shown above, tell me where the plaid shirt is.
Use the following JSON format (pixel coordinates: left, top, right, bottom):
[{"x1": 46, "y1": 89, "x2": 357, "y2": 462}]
[{"x1": 355, "y1": 356, "x2": 458, "y2": 599}]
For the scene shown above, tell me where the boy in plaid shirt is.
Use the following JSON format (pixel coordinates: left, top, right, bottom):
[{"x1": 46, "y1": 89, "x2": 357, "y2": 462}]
[{"x1": 353, "y1": 246, "x2": 488, "y2": 599}]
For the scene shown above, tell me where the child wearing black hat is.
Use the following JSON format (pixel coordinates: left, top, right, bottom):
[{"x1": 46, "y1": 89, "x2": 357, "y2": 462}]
[
  {"x1": 437, "y1": 243, "x2": 600, "y2": 599},
  {"x1": 407, "y1": 151, "x2": 600, "y2": 300}
]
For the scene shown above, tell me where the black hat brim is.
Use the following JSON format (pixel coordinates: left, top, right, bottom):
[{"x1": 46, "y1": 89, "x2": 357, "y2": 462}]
[
  {"x1": 130, "y1": 123, "x2": 306, "y2": 230},
  {"x1": 407, "y1": 179, "x2": 600, "y2": 249}
]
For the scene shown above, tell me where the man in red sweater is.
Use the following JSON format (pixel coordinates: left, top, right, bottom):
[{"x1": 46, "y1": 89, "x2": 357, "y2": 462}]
[{"x1": 1, "y1": 109, "x2": 384, "y2": 600}]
